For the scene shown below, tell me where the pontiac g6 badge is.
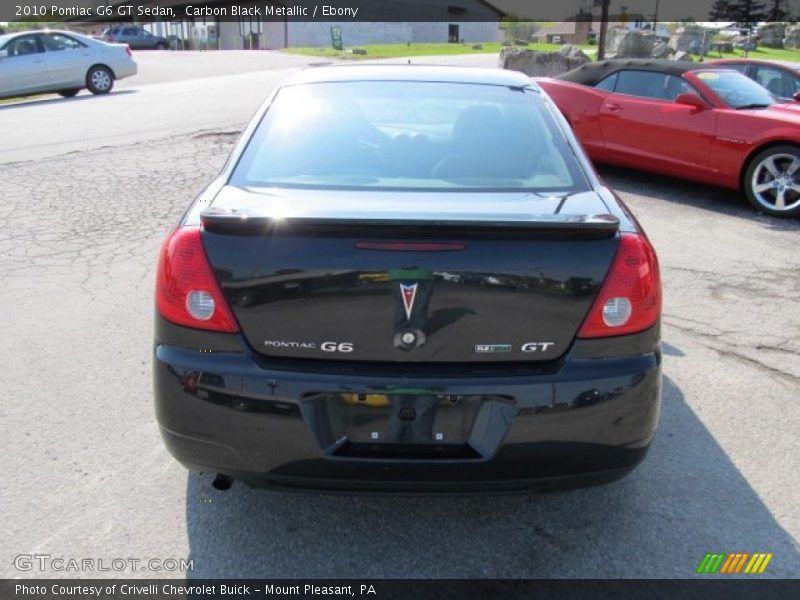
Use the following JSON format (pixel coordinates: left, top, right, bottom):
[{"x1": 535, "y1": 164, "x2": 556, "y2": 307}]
[{"x1": 400, "y1": 283, "x2": 418, "y2": 321}]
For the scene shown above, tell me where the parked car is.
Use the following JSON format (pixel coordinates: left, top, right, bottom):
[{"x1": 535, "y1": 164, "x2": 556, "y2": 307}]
[
  {"x1": 0, "y1": 29, "x2": 136, "y2": 99},
  {"x1": 102, "y1": 26, "x2": 169, "y2": 50},
  {"x1": 154, "y1": 65, "x2": 662, "y2": 492},
  {"x1": 706, "y1": 58, "x2": 800, "y2": 102},
  {"x1": 539, "y1": 59, "x2": 800, "y2": 217}
]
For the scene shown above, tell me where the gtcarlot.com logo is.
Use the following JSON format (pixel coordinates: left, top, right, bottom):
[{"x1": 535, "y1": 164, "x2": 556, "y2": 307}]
[
  {"x1": 696, "y1": 552, "x2": 773, "y2": 575},
  {"x1": 13, "y1": 553, "x2": 193, "y2": 573}
]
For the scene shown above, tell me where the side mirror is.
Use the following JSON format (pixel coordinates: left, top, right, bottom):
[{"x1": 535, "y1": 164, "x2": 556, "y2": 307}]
[
  {"x1": 793, "y1": 91, "x2": 800, "y2": 103},
  {"x1": 675, "y1": 93, "x2": 710, "y2": 111}
]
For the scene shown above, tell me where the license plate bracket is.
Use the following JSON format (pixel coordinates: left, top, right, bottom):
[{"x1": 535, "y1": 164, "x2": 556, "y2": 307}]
[{"x1": 301, "y1": 392, "x2": 515, "y2": 459}]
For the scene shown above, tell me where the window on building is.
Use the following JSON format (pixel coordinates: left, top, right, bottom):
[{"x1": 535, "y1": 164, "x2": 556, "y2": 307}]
[{"x1": 448, "y1": 24, "x2": 459, "y2": 43}]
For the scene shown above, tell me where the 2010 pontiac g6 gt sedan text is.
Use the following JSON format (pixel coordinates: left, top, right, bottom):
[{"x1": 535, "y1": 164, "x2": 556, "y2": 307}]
[{"x1": 153, "y1": 66, "x2": 662, "y2": 492}]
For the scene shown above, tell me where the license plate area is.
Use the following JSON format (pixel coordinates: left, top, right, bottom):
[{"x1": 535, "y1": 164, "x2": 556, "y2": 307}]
[{"x1": 301, "y1": 393, "x2": 515, "y2": 460}]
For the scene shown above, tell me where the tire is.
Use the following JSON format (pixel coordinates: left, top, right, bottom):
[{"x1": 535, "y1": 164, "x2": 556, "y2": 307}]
[
  {"x1": 155, "y1": 42, "x2": 168, "y2": 50},
  {"x1": 86, "y1": 65, "x2": 114, "y2": 95},
  {"x1": 743, "y1": 145, "x2": 800, "y2": 218},
  {"x1": 58, "y1": 89, "x2": 80, "y2": 98}
]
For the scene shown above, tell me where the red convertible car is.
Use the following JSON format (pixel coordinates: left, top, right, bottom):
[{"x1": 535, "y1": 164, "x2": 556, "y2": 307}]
[{"x1": 538, "y1": 59, "x2": 800, "y2": 217}]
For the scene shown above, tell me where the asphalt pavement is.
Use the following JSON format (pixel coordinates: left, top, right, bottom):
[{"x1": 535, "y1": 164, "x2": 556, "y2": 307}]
[{"x1": 0, "y1": 51, "x2": 798, "y2": 579}]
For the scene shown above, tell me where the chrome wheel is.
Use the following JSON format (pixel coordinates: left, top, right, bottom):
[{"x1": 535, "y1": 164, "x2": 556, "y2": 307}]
[
  {"x1": 90, "y1": 69, "x2": 112, "y2": 92},
  {"x1": 750, "y1": 153, "x2": 800, "y2": 213}
]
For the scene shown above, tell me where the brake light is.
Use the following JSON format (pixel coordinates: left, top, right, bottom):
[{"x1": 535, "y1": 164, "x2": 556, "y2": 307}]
[
  {"x1": 125, "y1": 46, "x2": 132, "y2": 57},
  {"x1": 578, "y1": 233, "x2": 661, "y2": 338},
  {"x1": 156, "y1": 226, "x2": 240, "y2": 332},
  {"x1": 355, "y1": 241, "x2": 466, "y2": 251}
]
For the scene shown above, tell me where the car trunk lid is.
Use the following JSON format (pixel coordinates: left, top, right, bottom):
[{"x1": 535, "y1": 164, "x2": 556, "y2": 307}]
[{"x1": 199, "y1": 186, "x2": 619, "y2": 363}]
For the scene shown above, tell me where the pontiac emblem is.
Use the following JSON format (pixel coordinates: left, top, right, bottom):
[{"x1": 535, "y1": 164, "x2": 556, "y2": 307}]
[{"x1": 399, "y1": 283, "x2": 418, "y2": 321}]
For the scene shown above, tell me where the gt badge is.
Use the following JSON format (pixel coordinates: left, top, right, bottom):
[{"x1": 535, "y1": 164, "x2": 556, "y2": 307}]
[{"x1": 400, "y1": 283, "x2": 418, "y2": 321}]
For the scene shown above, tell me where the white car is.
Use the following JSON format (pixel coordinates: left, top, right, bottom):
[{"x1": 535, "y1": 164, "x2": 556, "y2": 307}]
[{"x1": 0, "y1": 29, "x2": 137, "y2": 99}]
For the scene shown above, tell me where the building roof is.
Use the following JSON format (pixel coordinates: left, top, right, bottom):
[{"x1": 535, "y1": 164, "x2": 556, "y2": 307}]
[{"x1": 538, "y1": 22, "x2": 577, "y2": 36}]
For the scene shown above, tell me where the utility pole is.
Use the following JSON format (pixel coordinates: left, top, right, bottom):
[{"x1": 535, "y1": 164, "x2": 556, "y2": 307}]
[
  {"x1": 653, "y1": 0, "x2": 660, "y2": 31},
  {"x1": 597, "y1": 0, "x2": 611, "y2": 60}
]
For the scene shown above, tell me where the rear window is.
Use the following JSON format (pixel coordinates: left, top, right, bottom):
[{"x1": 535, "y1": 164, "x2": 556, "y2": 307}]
[{"x1": 229, "y1": 81, "x2": 587, "y2": 192}]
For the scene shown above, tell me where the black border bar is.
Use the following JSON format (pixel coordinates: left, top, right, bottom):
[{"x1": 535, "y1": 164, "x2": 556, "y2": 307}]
[
  {"x1": 3, "y1": 579, "x2": 799, "y2": 600},
  {"x1": 2, "y1": 1, "x2": 798, "y2": 24}
]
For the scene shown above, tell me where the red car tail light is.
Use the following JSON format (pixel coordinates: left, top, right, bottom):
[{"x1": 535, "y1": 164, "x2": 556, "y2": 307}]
[
  {"x1": 125, "y1": 45, "x2": 132, "y2": 57},
  {"x1": 156, "y1": 226, "x2": 240, "y2": 333},
  {"x1": 578, "y1": 233, "x2": 661, "y2": 339}
]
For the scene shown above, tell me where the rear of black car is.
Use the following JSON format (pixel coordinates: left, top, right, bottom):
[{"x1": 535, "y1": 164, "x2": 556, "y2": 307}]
[{"x1": 153, "y1": 68, "x2": 662, "y2": 491}]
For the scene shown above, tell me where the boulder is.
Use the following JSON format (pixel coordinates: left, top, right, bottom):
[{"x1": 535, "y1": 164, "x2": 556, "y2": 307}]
[
  {"x1": 671, "y1": 51, "x2": 694, "y2": 62},
  {"x1": 669, "y1": 26, "x2": 710, "y2": 55},
  {"x1": 605, "y1": 26, "x2": 655, "y2": 58},
  {"x1": 498, "y1": 47, "x2": 589, "y2": 77},
  {"x1": 710, "y1": 40, "x2": 734, "y2": 54},
  {"x1": 559, "y1": 44, "x2": 590, "y2": 62},
  {"x1": 733, "y1": 35, "x2": 758, "y2": 52},
  {"x1": 786, "y1": 25, "x2": 800, "y2": 49},
  {"x1": 651, "y1": 41, "x2": 673, "y2": 59},
  {"x1": 757, "y1": 23, "x2": 785, "y2": 48}
]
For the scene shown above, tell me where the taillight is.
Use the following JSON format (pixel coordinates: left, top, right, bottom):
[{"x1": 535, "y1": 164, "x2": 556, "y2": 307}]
[
  {"x1": 578, "y1": 233, "x2": 661, "y2": 339},
  {"x1": 125, "y1": 46, "x2": 132, "y2": 57},
  {"x1": 156, "y1": 226, "x2": 239, "y2": 333}
]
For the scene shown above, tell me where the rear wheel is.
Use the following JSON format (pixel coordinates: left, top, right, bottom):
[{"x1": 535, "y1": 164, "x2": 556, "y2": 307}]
[
  {"x1": 58, "y1": 89, "x2": 80, "y2": 98},
  {"x1": 86, "y1": 65, "x2": 114, "y2": 95},
  {"x1": 744, "y1": 145, "x2": 800, "y2": 217},
  {"x1": 155, "y1": 42, "x2": 168, "y2": 50}
]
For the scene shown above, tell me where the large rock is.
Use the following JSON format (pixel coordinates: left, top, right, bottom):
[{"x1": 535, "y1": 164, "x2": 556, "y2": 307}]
[
  {"x1": 559, "y1": 44, "x2": 590, "y2": 62},
  {"x1": 498, "y1": 47, "x2": 589, "y2": 77},
  {"x1": 786, "y1": 25, "x2": 800, "y2": 49},
  {"x1": 671, "y1": 51, "x2": 694, "y2": 62},
  {"x1": 757, "y1": 23, "x2": 785, "y2": 48},
  {"x1": 710, "y1": 40, "x2": 734, "y2": 54},
  {"x1": 733, "y1": 35, "x2": 758, "y2": 52},
  {"x1": 651, "y1": 41, "x2": 673, "y2": 59},
  {"x1": 605, "y1": 26, "x2": 655, "y2": 58},
  {"x1": 669, "y1": 26, "x2": 711, "y2": 55}
]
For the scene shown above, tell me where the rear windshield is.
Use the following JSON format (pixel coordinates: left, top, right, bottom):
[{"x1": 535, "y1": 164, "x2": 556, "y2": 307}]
[{"x1": 229, "y1": 81, "x2": 588, "y2": 192}]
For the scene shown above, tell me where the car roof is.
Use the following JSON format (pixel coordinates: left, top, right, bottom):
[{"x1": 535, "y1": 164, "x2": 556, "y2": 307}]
[
  {"x1": 0, "y1": 29, "x2": 90, "y2": 40},
  {"x1": 282, "y1": 65, "x2": 535, "y2": 88},
  {"x1": 557, "y1": 59, "x2": 706, "y2": 85}
]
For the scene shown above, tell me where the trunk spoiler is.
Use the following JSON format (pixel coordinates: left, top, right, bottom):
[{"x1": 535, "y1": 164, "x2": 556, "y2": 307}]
[{"x1": 200, "y1": 207, "x2": 620, "y2": 239}]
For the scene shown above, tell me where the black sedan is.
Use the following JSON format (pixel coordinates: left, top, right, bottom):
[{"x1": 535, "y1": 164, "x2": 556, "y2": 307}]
[{"x1": 153, "y1": 65, "x2": 662, "y2": 492}]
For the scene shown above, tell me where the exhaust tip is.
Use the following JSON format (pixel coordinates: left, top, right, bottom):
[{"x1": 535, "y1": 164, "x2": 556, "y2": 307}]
[{"x1": 211, "y1": 474, "x2": 233, "y2": 491}]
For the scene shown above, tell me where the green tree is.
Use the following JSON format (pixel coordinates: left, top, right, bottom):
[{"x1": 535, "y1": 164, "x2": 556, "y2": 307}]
[
  {"x1": 709, "y1": 0, "x2": 735, "y2": 20},
  {"x1": 731, "y1": 0, "x2": 768, "y2": 26},
  {"x1": 767, "y1": 0, "x2": 787, "y2": 21}
]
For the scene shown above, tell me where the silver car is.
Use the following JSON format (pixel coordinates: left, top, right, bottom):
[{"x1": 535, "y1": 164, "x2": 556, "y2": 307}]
[{"x1": 0, "y1": 30, "x2": 137, "y2": 99}]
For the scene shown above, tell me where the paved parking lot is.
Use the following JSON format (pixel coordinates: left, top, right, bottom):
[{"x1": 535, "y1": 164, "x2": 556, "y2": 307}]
[{"x1": 0, "y1": 52, "x2": 798, "y2": 579}]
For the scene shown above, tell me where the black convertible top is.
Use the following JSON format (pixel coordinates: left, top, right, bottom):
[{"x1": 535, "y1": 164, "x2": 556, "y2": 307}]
[{"x1": 557, "y1": 59, "x2": 707, "y2": 86}]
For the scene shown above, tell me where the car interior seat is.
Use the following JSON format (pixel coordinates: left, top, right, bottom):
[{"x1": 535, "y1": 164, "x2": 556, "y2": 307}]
[
  {"x1": 766, "y1": 77, "x2": 784, "y2": 97},
  {"x1": 14, "y1": 40, "x2": 37, "y2": 56},
  {"x1": 432, "y1": 104, "x2": 534, "y2": 181}
]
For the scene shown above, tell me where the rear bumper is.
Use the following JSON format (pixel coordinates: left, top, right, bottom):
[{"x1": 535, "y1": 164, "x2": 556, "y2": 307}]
[
  {"x1": 154, "y1": 318, "x2": 661, "y2": 492},
  {"x1": 110, "y1": 58, "x2": 137, "y2": 80}
]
